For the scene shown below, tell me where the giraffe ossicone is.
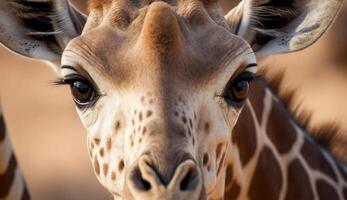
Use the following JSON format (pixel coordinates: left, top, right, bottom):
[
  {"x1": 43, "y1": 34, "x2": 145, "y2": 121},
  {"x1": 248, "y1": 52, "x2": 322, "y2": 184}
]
[{"x1": 0, "y1": 0, "x2": 346, "y2": 199}]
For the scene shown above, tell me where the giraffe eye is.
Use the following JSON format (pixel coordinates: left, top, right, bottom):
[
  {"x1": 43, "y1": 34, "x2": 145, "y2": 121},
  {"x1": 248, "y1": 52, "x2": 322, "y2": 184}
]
[
  {"x1": 61, "y1": 75, "x2": 99, "y2": 106},
  {"x1": 230, "y1": 79, "x2": 249, "y2": 101},
  {"x1": 223, "y1": 71, "x2": 255, "y2": 104},
  {"x1": 71, "y1": 80, "x2": 96, "y2": 104}
]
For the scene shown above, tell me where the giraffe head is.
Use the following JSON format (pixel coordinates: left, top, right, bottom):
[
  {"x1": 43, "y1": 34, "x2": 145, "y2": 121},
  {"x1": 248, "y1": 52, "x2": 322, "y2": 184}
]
[{"x1": 0, "y1": 0, "x2": 342, "y2": 199}]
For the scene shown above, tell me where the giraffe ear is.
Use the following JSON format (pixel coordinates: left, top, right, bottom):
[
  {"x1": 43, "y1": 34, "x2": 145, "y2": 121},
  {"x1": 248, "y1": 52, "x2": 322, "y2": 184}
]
[
  {"x1": 225, "y1": 0, "x2": 343, "y2": 56},
  {"x1": 0, "y1": 0, "x2": 86, "y2": 71}
]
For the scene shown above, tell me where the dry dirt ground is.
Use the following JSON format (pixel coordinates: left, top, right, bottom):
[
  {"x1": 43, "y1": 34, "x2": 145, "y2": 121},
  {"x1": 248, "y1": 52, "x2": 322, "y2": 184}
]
[{"x1": 1, "y1": 1, "x2": 347, "y2": 199}]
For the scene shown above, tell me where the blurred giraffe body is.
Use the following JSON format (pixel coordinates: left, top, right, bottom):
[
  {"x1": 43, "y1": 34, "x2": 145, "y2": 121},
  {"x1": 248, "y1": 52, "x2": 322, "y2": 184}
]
[
  {"x1": 0, "y1": 106, "x2": 29, "y2": 200},
  {"x1": 0, "y1": 0, "x2": 346, "y2": 199}
]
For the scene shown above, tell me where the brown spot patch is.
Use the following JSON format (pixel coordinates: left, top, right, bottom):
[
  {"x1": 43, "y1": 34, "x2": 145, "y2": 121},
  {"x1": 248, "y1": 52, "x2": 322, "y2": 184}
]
[
  {"x1": 115, "y1": 121, "x2": 121, "y2": 130},
  {"x1": 103, "y1": 163, "x2": 109, "y2": 176},
  {"x1": 248, "y1": 147, "x2": 282, "y2": 200},
  {"x1": 182, "y1": 116, "x2": 187, "y2": 124},
  {"x1": 285, "y1": 159, "x2": 314, "y2": 200},
  {"x1": 224, "y1": 164, "x2": 240, "y2": 200},
  {"x1": 107, "y1": 138, "x2": 112, "y2": 150},
  {"x1": 119, "y1": 160, "x2": 125, "y2": 172},
  {"x1": 94, "y1": 157, "x2": 100, "y2": 176},
  {"x1": 232, "y1": 104, "x2": 257, "y2": 166},
  {"x1": 227, "y1": 181, "x2": 241, "y2": 200},
  {"x1": 203, "y1": 153, "x2": 209, "y2": 166},
  {"x1": 146, "y1": 110, "x2": 153, "y2": 118},
  {"x1": 111, "y1": 172, "x2": 117, "y2": 181},
  {"x1": 248, "y1": 80, "x2": 266, "y2": 122},
  {"x1": 316, "y1": 179, "x2": 340, "y2": 200},
  {"x1": 93, "y1": 138, "x2": 101, "y2": 146},
  {"x1": 204, "y1": 122, "x2": 210, "y2": 133},
  {"x1": 301, "y1": 138, "x2": 338, "y2": 182},
  {"x1": 187, "y1": 129, "x2": 192, "y2": 137},
  {"x1": 266, "y1": 99, "x2": 297, "y2": 154},
  {"x1": 131, "y1": 139, "x2": 134, "y2": 147},
  {"x1": 189, "y1": 119, "x2": 193, "y2": 128},
  {"x1": 99, "y1": 148, "x2": 104, "y2": 157},
  {"x1": 139, "y1": 112, "x2": 143, "y2": 121},
  {"x1": 178, "y1": 130, "x2": 186, "y2": 137}
]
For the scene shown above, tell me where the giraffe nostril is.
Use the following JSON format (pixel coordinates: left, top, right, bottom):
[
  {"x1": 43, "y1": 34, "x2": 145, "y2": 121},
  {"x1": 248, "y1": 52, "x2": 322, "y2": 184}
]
[
  {"x1": 180, "y1": 168, "x2": 193, "y2": 191},
  {"x1": 179, "y1": 163, "x2": 199, "y2": 191},
  {"x1": 139, "y1": 176, "x2": 152, "y2": 191},
  {"x1": 127, "y1": 155, "x2": 202, "y2": 198},
  {"x1": 130, "y1": 166, "x2": 152, "y2": 191}
]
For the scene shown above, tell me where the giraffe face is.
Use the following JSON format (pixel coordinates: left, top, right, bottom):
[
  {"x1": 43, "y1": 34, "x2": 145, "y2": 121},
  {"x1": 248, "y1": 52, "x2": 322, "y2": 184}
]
[
  {"x1": 61, "y1": 1, "x2": 256, "y2": 199},
  {"x1": 0, "y1": 0, "x2": 342, "y2": 199}
]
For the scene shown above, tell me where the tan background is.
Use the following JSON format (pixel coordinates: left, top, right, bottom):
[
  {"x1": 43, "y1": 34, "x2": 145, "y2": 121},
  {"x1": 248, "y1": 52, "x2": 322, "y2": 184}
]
[{"x1": 1, "y1": 1, "x2": 347, "y2": 199}]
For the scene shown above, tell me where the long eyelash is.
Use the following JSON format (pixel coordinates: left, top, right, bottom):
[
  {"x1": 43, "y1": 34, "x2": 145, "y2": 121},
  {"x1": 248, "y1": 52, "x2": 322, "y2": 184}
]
[
  {"x1": 237, "y1": 72, "x2": 258, "y2": 82},
  {"x1": 51, "y1": 74, "x2": 87, "y2": 86},
  {"x1": 51, "y1": 78, "x2": 68, "y2": 86}
]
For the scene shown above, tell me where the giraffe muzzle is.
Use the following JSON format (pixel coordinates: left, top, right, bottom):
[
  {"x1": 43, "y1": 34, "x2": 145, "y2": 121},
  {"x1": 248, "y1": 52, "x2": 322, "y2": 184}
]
[{"x1": 126, "y1": 155, "x2": 203, "y2": 200}]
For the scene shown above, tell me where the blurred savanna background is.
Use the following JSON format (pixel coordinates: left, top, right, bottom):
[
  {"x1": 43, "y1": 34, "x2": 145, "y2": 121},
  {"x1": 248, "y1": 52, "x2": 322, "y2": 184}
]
[{"x1": 1, "y1": 0, "x2": 347, "y2": 199}]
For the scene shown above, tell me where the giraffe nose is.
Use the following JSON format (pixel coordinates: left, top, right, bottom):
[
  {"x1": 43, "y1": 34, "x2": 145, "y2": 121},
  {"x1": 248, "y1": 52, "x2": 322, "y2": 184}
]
[{"x1": 127, "y1": 155, "x2": 202, "y2": 199}]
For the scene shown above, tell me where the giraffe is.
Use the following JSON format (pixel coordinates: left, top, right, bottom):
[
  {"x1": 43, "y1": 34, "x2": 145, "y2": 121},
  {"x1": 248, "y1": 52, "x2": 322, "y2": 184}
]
[
  {"x1": 0, "y1": 0, "x2": 346, "y2": 199},
  {"x1": 0, "y1": 104, "x2": 30, "y2": 200},
  {"x1": 0, "y1": 1, "x2": 86, "y2": 199}
]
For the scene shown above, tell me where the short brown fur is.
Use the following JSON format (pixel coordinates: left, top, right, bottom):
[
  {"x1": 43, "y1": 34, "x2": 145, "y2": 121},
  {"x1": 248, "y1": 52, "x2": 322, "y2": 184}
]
[{"x1": 88, "y1": 0, "x2": 112, "y2": 9}]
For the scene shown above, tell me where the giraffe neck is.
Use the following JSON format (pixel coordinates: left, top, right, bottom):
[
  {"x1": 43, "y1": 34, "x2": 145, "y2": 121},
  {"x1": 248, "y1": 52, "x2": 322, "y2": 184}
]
[
  {"x1": 224, "y1": 79, "x2": 347, "y2": 200},
  {"x1": 0, "y1": 105, "x2": 30, "y2": 200}
]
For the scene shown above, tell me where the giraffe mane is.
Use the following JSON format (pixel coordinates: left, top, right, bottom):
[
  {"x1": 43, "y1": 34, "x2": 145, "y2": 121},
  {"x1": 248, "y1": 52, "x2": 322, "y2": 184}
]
[{"x1": 259, "y1": 68, "x2": 347, "y2": 163}]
